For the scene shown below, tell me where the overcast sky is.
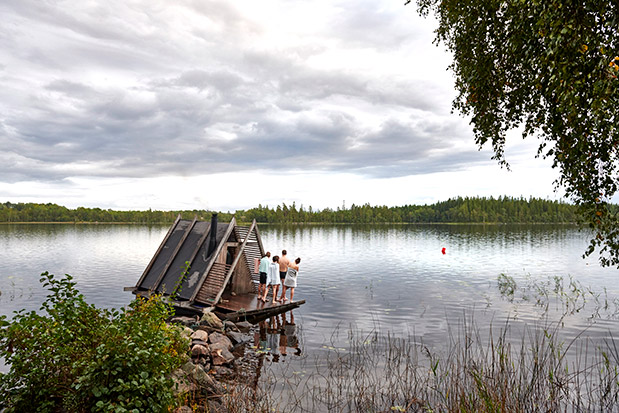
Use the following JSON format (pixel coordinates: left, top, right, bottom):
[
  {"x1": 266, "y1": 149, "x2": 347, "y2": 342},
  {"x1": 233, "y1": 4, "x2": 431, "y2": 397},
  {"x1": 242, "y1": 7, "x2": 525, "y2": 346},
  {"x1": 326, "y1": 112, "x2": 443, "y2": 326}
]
[{"x1": 0, "y1": 0, "x2": 565, "y2": 212}]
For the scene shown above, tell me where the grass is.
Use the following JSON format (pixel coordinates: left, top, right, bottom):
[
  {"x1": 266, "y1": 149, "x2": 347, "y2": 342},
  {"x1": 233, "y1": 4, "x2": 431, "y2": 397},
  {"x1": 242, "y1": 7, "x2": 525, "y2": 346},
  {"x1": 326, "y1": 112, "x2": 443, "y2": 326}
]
[
  {"x1": 214, "y1": 312, "x2": 619, "y2": 412},
  {"x1": 216, "y1": 275, "x2": 619, "y2": 412}
]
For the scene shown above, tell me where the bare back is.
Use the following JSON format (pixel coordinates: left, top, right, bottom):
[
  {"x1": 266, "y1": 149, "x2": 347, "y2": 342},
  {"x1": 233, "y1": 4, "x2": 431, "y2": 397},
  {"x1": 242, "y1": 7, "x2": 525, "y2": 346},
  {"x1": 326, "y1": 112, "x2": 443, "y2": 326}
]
[{"x1": 279, "y1": 255, "x2": 290, "y2": 272}]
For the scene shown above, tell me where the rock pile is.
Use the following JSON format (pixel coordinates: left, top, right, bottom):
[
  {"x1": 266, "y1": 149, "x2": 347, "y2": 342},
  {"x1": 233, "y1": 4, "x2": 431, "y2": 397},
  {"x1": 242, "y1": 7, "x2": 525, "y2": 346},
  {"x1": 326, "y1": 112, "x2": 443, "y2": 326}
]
[{"x1": 168, "y1": 311, "x2": 254, "y2": 412}]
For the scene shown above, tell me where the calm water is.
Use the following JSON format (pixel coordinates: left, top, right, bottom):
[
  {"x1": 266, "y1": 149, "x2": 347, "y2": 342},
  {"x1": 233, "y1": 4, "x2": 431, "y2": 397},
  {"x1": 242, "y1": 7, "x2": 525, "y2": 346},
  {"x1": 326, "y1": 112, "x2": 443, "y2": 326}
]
[{"x1": 1, "y1": 223, "x2": 618, "y2": 371}]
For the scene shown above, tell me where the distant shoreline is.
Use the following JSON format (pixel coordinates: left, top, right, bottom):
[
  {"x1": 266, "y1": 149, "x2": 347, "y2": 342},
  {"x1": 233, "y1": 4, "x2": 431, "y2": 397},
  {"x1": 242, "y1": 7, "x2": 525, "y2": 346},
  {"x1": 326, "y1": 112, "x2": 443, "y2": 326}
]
[{"x1": 1, "y1": 197, "x2": 593, "y2": 225}]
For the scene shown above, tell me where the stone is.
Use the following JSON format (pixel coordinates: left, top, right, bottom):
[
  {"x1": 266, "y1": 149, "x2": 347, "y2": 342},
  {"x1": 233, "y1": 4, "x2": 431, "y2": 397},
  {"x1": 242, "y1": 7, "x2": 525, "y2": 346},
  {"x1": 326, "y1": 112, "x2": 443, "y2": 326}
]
[
  {"x1": 192, "y1": 364, "x2": 225, "y2": 396},
  {"x1": 209, "y1": 332, "x2": 232, "y2": 350},
  {"x1": 174, "y1": 406, "x2": 193, "y2": 413},
  {"x1": 209, "y1": 341, "x2": 229, "y2": 353},
  {"x1": 206, "y1": 400, "x2": 227, "y2": 413},
  {"x1": 223, "y1": 320, "x2": 239, "y2": 332},
  {"x1": 226, "y1": 331, "x2": 248, "y2": 345},
  {"x1": 179, "y1": 361, "x2": 225, "y2": 397},
  {"x1": 191, "y1": 343, "x2": 210, "y2": 357},
  {"x1": 170, "y1": 368, "x2": 198, "y2": 395},
  {"x1": 235, "y1": 321, "x2": 252, "y2": 333},
  {"x1": 181, "y1": 361, "x2": 197, "y2": 375},
  {"x1": 213, "y1": 365, "x2": 235, "y2": 380},
  {"x1": 211, "y1": 348, "x2": 235, "y2": 365},
  {"x1": 170, "y1": 316, "x2": 199, "y2": 327},
  {"x1": 190, "y1": 364, "x2": 209, "y2": 385},
  {"x1": 191, "y1": 329, "x2": 209, "y2": 341},
  {"x1": 196, "y1": 325, "x2": 220, "y2": 335},
  {"x1": 200, "y1": 312, "x2": 223, "y2": 330},
  {"x1": 191, "y1": 339, "x2": 208, "y2": 347}
]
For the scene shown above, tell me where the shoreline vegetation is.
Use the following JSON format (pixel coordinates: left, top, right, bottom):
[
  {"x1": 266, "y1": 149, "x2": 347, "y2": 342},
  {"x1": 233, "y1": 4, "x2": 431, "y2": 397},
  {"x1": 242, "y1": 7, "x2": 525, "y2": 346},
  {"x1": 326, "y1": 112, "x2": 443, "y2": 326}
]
[
  {"x1": 3, "y1": 273, "x2": 619, "y2": 411},
  {"x1": 1, "y1": 196, "x2": 604, "y2": 225}
]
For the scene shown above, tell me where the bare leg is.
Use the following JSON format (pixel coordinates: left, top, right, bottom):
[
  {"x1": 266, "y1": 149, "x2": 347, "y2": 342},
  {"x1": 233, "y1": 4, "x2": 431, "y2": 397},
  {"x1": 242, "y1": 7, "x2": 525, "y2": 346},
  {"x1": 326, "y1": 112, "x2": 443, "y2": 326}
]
[
  {"x1": 280, "y1": 285, "x2": 287, "y2": 301},
  {"x1": 261, "y1": 285, "x2": 269, "y2": 301},
  {"x1": 289, "y1": 287, "x2": 295, "y2": 302},
  {"x1": 271, "y1": 285, "x2": 279, "y2": 304},
  {"x1": 258, "y1": 284, "x2": 265, "y2": 299}
]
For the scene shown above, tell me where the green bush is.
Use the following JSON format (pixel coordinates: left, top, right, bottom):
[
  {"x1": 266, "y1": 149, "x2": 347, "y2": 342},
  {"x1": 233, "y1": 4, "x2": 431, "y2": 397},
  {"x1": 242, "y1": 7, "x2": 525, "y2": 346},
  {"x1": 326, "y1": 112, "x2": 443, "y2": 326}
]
[{"x1": 0, "y1": 272, "x2": 188, "y2": 412}]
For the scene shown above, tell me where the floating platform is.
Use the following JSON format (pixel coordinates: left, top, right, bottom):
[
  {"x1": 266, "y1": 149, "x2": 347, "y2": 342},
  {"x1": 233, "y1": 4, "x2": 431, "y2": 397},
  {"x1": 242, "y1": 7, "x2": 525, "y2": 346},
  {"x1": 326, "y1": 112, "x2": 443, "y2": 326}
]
[{"x1": 215, "y1": 292, "x2": 305, "y2": 322}]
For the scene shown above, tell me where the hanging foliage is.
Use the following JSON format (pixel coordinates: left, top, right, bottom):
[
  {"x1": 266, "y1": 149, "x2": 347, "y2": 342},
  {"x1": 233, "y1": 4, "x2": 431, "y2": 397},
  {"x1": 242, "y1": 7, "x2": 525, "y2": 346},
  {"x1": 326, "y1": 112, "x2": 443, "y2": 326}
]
[{"x1": 414, "y1": 0, "x2": 619, "y2": 266}]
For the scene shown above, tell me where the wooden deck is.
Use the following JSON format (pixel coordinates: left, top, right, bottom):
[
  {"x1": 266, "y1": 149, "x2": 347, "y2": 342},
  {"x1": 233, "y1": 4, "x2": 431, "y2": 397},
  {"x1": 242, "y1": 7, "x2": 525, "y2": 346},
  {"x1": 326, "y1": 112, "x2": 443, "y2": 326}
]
[{"x1": 215, "y1": 292, "x2": 305, "y2": 322}]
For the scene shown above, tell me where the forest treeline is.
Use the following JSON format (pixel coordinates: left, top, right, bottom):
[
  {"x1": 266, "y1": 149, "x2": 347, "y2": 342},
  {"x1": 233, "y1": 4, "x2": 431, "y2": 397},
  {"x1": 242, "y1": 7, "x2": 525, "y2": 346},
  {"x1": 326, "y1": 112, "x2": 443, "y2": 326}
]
[
  {"x1": 0, "y1": 203, "x2": 234, "y2": 224},
  {"x1": 0, "y1": 196, "x2": 587, "y2": 224}
]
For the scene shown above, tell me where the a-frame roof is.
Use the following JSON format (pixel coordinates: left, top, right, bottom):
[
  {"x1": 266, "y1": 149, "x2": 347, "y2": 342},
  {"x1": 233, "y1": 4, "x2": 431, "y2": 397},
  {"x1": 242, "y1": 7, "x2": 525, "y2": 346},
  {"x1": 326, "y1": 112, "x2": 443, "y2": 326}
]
[{"x1": 132, "y1": 215, "x2": 264, "y2": 309}]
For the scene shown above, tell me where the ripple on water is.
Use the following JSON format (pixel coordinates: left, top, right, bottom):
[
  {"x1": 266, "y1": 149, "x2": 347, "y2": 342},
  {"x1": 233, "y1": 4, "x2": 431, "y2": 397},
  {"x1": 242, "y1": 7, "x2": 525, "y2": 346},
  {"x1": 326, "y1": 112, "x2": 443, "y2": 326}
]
[{"x1": 1, "y1": 223, "x2": 618, "y2": 361}]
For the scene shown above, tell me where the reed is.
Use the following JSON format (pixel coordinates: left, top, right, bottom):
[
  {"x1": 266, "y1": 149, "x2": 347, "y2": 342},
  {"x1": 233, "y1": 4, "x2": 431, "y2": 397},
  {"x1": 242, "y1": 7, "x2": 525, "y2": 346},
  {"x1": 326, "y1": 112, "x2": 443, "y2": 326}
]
[
  {"x1": 220, "y1": 315, "x2": 619, "y2": 412},
  {"x1": 194, "y1": 275, "x2": 619, "y2": 412}
]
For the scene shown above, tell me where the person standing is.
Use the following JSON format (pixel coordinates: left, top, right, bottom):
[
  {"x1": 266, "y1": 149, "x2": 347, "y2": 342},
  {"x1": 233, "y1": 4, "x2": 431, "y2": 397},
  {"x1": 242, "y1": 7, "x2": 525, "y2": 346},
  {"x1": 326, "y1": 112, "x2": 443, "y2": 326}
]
[
  {"x1": 263, "y1": 255, "x2": 280, "y2": 304},
  {"x1": 277, "y1": 250, "x2": 290, "y2": 301},
  {"x1": 258, "y1": 251, "x2": 271, "y2": 302},
  {"x1": 281, "y1": 257, "x2": 301, "y2": 302}
]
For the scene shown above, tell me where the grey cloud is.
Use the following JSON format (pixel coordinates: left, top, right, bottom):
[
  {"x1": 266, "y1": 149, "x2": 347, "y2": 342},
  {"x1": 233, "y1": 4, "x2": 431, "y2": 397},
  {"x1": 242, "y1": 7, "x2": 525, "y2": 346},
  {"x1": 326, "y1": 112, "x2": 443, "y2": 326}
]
[
  {"x1": 0, "y1": 73, "x2": 478, "y2": 182},
  {"x1": 326, "y1": 0, "x2": 426, "y2": 50},
  {"x1": 241, "y1": 48, "x2": 447, "y2": 113},
  {"x1": 46, "y1": 79, "x2": 97, "y2": 98},
  {"x1": 190, "y1": 0, "x2": 264, "y2": 38},
  {"x1": 174, "y1": 70, "x2": 244, "y2": 92},
  {"x1": 0, "y1": 0, "x2": 478, "y2": 187},
  {"x1": 279, "y1": 69, "x2": 369, "y2": 101}
]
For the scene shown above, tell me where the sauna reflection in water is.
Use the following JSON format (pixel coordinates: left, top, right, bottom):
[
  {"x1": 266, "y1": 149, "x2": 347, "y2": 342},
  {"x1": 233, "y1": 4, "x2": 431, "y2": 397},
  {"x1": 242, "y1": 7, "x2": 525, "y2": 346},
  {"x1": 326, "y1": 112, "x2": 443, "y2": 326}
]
[
  {"x1": 1, "y1": 223, "x2": 618, "y2": 368},
  {"x1": 2, "y1": 223, "x2": 619, "y2": 409},
  {"x1": 253, "y1": 311, "x2": 302, "y2": 362}
]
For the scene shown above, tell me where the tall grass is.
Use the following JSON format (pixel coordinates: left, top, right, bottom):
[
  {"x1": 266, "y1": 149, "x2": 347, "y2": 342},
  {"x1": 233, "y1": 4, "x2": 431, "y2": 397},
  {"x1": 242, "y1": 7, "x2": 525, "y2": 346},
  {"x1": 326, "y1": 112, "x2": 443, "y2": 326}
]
[
  {"x1": 208, "y1": 275, "x2": 619, "y2": 412},
  {"x1": 222, "y1": 315, "x2": 619, "y2": 412}
]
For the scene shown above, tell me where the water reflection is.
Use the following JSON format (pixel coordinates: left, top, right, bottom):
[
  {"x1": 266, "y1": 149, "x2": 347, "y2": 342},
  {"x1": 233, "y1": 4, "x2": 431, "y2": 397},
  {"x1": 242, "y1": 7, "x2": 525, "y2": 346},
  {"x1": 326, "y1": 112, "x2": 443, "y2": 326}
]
[
  {"x1": 1, "y1": 223, "x2": 618, "y2": 360},
  {"x1": 3, "y1": 223, "x2": 619, "y2": 408},
  {"x1": 0, "y1": 223, "x2": 168, "y2": 315},
  {"x1": 257, "y1": 223, "x2": 619, "y2": 355},
  {"x1": 253, "y1": 311, "x2": 302, "y2": 362},
  {"x1": 246, "y1": 310, "x2": 304, "y2": 395}
]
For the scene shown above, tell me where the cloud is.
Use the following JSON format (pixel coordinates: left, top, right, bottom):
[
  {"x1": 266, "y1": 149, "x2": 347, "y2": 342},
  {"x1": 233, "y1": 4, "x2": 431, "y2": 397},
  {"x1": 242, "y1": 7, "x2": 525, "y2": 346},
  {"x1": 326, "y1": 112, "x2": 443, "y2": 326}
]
[{"x1": 0, "y1": 0, "x2": 498, "y2": 207}]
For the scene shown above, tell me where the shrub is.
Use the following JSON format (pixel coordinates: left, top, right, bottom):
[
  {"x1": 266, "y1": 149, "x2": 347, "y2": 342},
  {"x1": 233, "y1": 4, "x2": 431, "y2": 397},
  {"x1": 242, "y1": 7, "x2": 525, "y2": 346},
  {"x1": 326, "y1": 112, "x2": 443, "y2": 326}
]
[{"x1": 0, "y1": 272, "x2": 188, "y2": 412}]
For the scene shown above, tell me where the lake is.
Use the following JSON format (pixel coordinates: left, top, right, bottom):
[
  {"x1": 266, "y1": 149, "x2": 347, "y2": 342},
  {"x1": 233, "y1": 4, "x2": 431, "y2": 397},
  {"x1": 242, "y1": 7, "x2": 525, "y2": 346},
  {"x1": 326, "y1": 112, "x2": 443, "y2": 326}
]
[{"x1": 1, "y1": 223, "x2": 618, "y2": 374}]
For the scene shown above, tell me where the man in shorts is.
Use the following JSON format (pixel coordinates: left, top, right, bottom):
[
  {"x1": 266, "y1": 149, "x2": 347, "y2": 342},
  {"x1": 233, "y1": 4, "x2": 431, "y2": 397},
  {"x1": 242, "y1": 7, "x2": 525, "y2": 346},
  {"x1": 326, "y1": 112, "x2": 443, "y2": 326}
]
[
  {"x1": 258, "y1": 251, "x2": 270, "y2": 301},
  {"x1": 278, "y1": 249, "x2": 290, "y2": 301}
]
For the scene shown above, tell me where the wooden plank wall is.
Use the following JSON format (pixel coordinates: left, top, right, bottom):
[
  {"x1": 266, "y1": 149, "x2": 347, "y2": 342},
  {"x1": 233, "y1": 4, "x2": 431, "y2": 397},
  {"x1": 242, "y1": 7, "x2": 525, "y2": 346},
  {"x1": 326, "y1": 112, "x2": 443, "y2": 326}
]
[
  {"x1": 235, "y1": 225, "x2": 262, "y2": 293},
  {"x1": 194, "y1": 223, "x2": 263, "y2": 305},
  {"x1": 195, "y1": 262, "x2": 230, "y2": 303}
]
